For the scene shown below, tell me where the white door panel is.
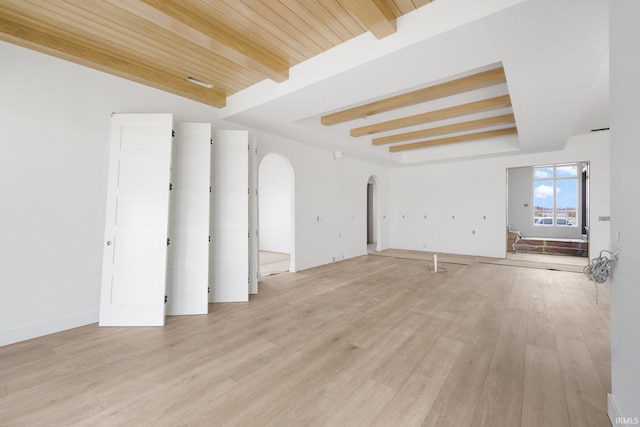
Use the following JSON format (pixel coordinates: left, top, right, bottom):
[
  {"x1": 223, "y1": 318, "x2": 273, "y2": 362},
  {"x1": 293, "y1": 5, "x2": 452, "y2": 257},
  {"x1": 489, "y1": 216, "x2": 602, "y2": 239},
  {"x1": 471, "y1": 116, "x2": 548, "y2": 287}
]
[
  {"x1": 170, "y1": 192, "x2": 209, "y2": 225},
  {"x1": 210, "y1": 130, "x2": 249, "y2": 303},
  {"x1": 210, "y1": 262, "x2": 248, "y2": 302},
  {"x1": 249, "y1": 137, "x2": 258, "y2": 294},
  {"x1": 117, "y1": 159, "x2": 166, "y2": 188},
  {"x1": 167, "y1": 227, "x2": 206, "y2": 262},
  {"x1": 214, "y1": 178, "x2": 245, "y2": 193},
  {"x1": 99, "y1": 114, "x2": 173, "y2": 326},
  {"x1": 165, "y1": 123, "x2": 210, "y2": 316},
  {"x1": 110, "y1": 268, "x2": 163, "y2": 305},
  {"x1": 172, "y1": 164, "x2": 210, "y2": 189},
  {"x1": 211, "y1": 196, "x2": 248, "y2": 226},
  {"x1": 115, "y1": 196, "x2": 167, "y2": 225},
  {"x1": 112, "y1": 229, "x2": 166, "y2": 265},
  {"x1": 166, "y1": 264, "x2": 207, "y2": 313},
  {"x1": 214, "y1": 228, "x2": 247, "y2": 252},
  {"x1": 120, "y1": 122, "x2": 169, "y2": 150}
]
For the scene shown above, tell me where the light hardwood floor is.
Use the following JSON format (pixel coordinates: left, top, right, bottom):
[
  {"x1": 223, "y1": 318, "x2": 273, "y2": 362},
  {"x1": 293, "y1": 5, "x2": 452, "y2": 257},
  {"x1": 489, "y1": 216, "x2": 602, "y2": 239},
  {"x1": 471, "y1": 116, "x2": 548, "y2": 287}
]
[{"x1": 0, "y1": 253, "x2": 611, "y2": 426}]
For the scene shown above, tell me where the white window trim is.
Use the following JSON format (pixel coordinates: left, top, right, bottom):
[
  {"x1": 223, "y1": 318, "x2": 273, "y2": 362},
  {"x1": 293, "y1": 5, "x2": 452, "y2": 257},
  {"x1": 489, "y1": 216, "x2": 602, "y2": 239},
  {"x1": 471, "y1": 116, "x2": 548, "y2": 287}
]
[{"x1": 532, "y1": 164, "x2": 580, "y2": 228}]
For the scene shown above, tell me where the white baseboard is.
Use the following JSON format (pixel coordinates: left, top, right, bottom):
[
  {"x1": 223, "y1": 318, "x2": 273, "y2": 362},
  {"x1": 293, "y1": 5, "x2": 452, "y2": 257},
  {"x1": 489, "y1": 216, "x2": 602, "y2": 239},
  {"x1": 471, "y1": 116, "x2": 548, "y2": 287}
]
[
  {"x1": 0, "y1": 310, "x2": 99, "y2": 347},
  {"x1": 610, "y1": 394, "x2": 623, "y2": 426},
  {"x1": 608, "y1": 393, "x2": 640, "y2": 426}
]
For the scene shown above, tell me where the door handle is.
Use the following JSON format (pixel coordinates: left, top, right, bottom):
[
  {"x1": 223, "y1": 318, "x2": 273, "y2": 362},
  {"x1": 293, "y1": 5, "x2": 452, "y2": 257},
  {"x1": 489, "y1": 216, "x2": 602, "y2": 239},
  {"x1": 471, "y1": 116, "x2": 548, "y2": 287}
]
[{"x1": 106, "y1": 241, "x2": 112, "y2": 246}]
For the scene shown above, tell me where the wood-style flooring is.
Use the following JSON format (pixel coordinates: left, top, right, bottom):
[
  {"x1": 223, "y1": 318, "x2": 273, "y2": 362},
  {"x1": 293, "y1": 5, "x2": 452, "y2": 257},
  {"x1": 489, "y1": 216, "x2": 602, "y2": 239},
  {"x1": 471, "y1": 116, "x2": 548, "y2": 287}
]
[{"x1": 0, "y1": 253, "x2": 611, "y2": 426}]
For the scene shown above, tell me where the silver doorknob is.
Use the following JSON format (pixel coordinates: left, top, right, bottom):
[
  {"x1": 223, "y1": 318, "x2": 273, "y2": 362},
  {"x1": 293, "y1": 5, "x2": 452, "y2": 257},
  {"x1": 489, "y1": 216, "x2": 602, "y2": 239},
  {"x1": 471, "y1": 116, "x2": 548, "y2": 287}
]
[{"x1": 106, "y1": 241, "x2": 112, "y2": 246}]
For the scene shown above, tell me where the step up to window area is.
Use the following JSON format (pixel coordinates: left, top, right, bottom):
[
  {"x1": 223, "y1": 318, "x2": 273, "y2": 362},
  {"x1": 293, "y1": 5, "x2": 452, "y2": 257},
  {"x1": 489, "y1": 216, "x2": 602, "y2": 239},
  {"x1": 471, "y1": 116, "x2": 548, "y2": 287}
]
[{"x1": 512, "y1": 237, "x2": 588, "y2": 257}]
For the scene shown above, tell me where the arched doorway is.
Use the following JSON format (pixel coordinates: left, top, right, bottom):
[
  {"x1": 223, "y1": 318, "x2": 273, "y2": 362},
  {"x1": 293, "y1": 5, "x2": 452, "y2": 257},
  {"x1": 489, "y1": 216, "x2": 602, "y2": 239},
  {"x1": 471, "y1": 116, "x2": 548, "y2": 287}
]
[
  {"x1": 258, "y1": 153, "x2": 295, "y2": 277},
  {"x1": 367, "y1": 175, "x2": 379, "y2": 254}
]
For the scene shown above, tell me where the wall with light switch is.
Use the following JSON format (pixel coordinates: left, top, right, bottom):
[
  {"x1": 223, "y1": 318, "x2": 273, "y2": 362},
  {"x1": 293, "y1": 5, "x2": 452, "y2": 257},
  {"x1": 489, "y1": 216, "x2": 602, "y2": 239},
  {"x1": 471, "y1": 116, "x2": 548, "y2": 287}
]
[{"x1": 389, "y1": 131, "x2": 610, "y2": 259}]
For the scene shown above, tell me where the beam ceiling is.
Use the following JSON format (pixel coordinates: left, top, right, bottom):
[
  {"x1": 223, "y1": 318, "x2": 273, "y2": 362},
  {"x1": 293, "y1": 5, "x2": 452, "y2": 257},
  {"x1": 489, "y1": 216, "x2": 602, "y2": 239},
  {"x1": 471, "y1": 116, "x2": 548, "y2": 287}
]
[
  {"x1": 321, "y1": 67, "x2": 507, "y2": 126},
  {"x1": 372, "y1": 113, "x2": 516, "y2": 146},
  {"x1": 0, "y1": 0, "x2": 525, "y2": 157},
  {"x1": 350, "y1": 94, "x2": 513, "y2": 137},
  {"x1": 388, "y1": 127, "x2": 518, "y2": 152},
  {"x1": 337, "y1": 0, "x2": 398, "y2": 39},
  {"x1": 319, "y1": 65, "x2": 518, "y2": 153},
  {"x1": 0, "y1": 0, "x2": 411, "y2": 108}
]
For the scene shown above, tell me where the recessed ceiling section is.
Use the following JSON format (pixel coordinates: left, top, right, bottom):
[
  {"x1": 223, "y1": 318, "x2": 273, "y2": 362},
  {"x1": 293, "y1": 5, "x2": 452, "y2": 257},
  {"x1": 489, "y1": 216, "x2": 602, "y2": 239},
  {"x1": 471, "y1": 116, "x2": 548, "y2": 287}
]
[
  {"x1": 222, "y1": 0, "x2": 606, "y2": 167},
  {"x1": 321, "y1": 64, "x2": 519, "y2": 154}
]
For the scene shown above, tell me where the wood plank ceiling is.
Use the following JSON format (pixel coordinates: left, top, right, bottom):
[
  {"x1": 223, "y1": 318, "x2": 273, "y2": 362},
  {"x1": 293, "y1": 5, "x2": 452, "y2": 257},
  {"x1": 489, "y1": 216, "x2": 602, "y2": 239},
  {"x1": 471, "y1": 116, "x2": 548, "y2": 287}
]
[
  {"x1": 0, "y1": 0, "x2": 427, "y2": 108},
  {"x1": 0, "y1": 0, "x2": 517, "y2": 153}
]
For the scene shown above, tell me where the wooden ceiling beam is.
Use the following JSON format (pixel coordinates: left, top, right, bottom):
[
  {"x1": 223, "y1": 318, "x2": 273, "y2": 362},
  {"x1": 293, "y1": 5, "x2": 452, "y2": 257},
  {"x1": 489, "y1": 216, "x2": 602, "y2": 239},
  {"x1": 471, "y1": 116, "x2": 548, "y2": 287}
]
[
  {"x1": 350, "y1": 94, "x2": 512, "y2": 137},
  {"x1": 0, "y1": 13, "x2": 227, "y2": 107},
  {"x1": 138, "y1": 0, "x2": 290, "y2": 83},
  {"x1": 337, "y1": 0, "x2": 397, "y2": 40},
  {"x1": 31, "y1": 0, "x2": 259, "y2": 93},
  {"x1": 389, "y1": 127, "x2": 518, "y2": 153},
  {"x1": 322, "y1": 67, "x2": 507, "y2": 126},
  {"x1": 372, "y1": 113, "x2": 516, "y2": 146}
]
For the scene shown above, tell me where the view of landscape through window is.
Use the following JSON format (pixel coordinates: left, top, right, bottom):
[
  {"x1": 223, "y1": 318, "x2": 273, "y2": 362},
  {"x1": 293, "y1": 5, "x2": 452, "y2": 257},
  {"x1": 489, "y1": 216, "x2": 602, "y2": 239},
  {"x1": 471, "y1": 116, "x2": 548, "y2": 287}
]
[{"x1": 533, "y1": 164, "x2": 578, "y2": 226}]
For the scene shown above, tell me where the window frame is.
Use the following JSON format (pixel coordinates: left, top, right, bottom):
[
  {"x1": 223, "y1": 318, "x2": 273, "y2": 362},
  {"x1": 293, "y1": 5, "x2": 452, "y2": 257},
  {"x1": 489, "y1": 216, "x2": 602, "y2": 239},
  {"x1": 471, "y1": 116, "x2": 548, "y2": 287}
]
[{"x1": 532, "y1": 164, "x2": 579, "y2": 228}]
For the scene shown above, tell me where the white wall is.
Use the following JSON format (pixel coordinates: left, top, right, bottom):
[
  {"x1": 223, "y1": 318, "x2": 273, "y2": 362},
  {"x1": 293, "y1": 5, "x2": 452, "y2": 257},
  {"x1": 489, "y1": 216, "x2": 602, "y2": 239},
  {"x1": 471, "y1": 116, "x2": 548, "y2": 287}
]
[
  {"x1": 249, "y1": 130, "x2": 391, "y2": 272},
  {"x1": 390, "y1": 132, "x2": 610, "y2": 259},
  {"x1": 610, "y1": 1, "x2": 640, "y2": 423},
  {"x1": 0, "y1": 42, "x2": 218, "y2": 346},
  {"x1": 258, "y1": 154, "x2": 292, "y2": 254}
]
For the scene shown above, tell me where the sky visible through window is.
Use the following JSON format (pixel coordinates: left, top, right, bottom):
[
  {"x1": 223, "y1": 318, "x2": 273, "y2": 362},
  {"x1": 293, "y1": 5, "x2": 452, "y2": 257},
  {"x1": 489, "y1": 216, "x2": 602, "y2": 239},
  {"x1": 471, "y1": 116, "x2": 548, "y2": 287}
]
[{"x1": 533, "y1": 165, "x2": 578, "y2": 225}]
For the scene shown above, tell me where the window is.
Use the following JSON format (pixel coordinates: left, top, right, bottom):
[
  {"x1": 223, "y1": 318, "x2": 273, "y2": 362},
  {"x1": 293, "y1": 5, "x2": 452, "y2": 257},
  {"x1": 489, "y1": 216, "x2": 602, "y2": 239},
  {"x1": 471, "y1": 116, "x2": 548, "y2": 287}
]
[{"x1": 533, "y1": 164, "x2": 578, "y2": 227}]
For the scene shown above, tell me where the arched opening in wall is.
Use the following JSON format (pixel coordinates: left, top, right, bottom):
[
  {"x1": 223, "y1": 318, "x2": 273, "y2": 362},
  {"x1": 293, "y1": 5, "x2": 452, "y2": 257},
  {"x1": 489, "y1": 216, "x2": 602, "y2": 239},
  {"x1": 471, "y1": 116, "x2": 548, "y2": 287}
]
[
  {"x1": 258, "y1": 153, "x2": 295, "y2": 278},
  {"x1": 367, "y1": 175, "x2": 379, "y2": 254}
]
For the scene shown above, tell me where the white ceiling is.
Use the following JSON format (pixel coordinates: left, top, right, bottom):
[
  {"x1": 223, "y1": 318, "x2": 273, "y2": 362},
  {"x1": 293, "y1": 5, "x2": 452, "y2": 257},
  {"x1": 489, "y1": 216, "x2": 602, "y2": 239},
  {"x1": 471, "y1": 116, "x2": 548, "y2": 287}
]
[{"x1": 221, "y1": 0, "x2": 609, "y2": 167}]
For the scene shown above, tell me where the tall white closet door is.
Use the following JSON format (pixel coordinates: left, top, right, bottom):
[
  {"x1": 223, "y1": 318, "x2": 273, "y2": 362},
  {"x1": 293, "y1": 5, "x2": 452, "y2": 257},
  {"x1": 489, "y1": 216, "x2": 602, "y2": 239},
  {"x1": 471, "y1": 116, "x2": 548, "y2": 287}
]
[
  {"x1": 249, "y1": 137, "x2": 259, "y2": 295},
  {"x1": 210, "y1": 130, "x2": 249, "y2": 302},
  {"x1": 166, "y1": 123, "x2": 211, "y2": 315},
  {"x1": 99, "y1": 114, "x2": 173, "y2": 326}
]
